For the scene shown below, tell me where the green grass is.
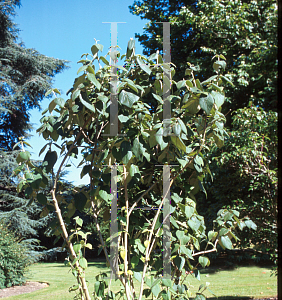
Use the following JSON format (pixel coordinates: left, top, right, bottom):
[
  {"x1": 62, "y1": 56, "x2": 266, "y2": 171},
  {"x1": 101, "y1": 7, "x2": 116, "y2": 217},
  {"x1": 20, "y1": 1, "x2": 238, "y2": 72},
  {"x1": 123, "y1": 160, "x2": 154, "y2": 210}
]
[{"x1": 3, "y1": 260, "x2": 277, "y2": 300}]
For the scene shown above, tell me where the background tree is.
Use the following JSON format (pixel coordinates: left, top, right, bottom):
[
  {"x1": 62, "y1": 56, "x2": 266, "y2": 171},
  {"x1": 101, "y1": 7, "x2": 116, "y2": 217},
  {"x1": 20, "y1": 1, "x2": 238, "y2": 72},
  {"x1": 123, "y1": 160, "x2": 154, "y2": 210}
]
[
  {"x1": 197, "y1": 104, "x2": 278, "y2": 265},
  {"x1": 129, "y1": 0, "x2": 278, "y2": 121},
  {"x1": 0, "y1": 0, "x2": 68, "y2": 150},
  {"x1": 0, "y1": 0, "x2": 69, "y2": 266}
]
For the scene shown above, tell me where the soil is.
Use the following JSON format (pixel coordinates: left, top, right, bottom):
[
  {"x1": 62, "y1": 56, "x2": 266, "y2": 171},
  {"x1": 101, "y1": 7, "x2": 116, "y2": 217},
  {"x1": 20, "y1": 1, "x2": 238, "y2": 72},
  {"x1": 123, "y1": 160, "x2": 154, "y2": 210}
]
[{"x1": 0, "y1": 281, "x2": 49, "y2": 298}]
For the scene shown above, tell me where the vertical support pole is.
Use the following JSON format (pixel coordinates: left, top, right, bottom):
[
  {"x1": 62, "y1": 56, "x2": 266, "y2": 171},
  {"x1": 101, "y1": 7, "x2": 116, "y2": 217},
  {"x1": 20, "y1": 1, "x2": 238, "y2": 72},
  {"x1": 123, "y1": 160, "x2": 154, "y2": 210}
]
[{"x1": 163, "y1": 165, "x2": 171, "y2": 279}]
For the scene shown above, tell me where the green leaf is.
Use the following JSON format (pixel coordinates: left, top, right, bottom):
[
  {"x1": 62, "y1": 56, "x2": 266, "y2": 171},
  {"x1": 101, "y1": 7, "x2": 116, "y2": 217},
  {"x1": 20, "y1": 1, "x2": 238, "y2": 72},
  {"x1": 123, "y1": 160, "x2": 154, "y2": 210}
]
[
  {"x1": 81, "y1": 165, "x2": 91, "y2": 179},
  {"x1": 208, "y1": 230, "x2": 217, "y2": 242},
  {"x1": 134, "y1": 271, "x2": 142, "y2": 283},
  {"x1": 148, "y1": 52, "x2": 158, "y2": 61},
  {"x1": 77, "y1": 64, "x2": 88, "y2": 75},
  {"x1": 155, "y1": 127, "x2": 168, "y2": 151},
  {"x1": 118, "y1": 115, "x2": 129, "y2": 123},
  {"x1": 97, "y1": 94, "x2": 108, "y2": 103},
  {"x1": 79, "y1": 94, "x2": 95, "y2": 113},
  {"x1": 151, "y1": 282, "x2": 161, "y2": 298},
  {"x1": 69, "y1": 285, "x2": 80, "y2": 292},
  {"x1": 186, "y1": 80, "x2": 193, "y2": 87},
  {"x1": 201, "y1": 75, "x2": 218, "y2": 85},
  {"x1": 171, "y1": 193, "x2": 182, "y2": 204},
  {"x1": 180, "y1": 245, "x2": 193, "y2": 259},
  {"x1": 54, "y1": 97, "x2": 65, "y2": 108},
  {"x1": 182, "y1": 95, "x2": 200, "y2": 114},
  {"x1": 72, "y1": 89, "x2": 81, "y2": 100},
  {"x1": 152, "y1": 93, "x2": 163, "y2": 104},
  {"x1": 126, "y1": 38, "x2": 135, "y2": 58},
  {"x1": 213, "y1": 60, "x2": 226, "y2": 72},
  {"x1": 177, "y1": 80, "x2": 186, "y2": 90},
  {"x1": 137, "y1": 56, "x2": 151, "y2": 75},
  {"x1": 100, "y1": 56, "x2": 109, "y2": 65},
  {"x1": 45, "y1": 89, "x2": 53, "y2": 97},
  {"x1": 136, "y1": 240, "x2": 146, "y2": 254},
  {"x1": 79, "y1": 257, "x2": 88, "y2": 269},
  {"x1": 30, "y1": 173, "x2": 42, "y2": 189},
  {"x1": 74, "y1": 192, "x2": 87, "y2": 211},
  {"x1": 163, "y1": 74, "x2": 170, "y2": 90},
  {"x1": 220, "y1": 75, "x2": 234, "y2": 86},
  {"x1": 162, "y1": 278, "x2": 173, "y2": 288},
  {"x1": 195, "y1": 79, "x2": 202, "y2": 90},
  {"x1": 43, "y1": 151, "x2": 57, "y2": 173},
  {"x1": 73, "y1": 243, "x2": 82, "y2": 254},
  {"x1": 99, "y1": 190, "x2": 112, "y2": 202},
  {"x1": 185, "y1": 205, "x2": 194, "y2": 219},
  {"x1": 244, "y1": 219, "x2": 257, "y2": 230},
  {"x1": 120, "y1": 141, "x2": 133, "y2": 164},
  {"x1": 224, "y1": 212, "x2": 233, "y2": 222},
  {"x1": 130, "y1": 164, "x2": 140, "y2": 177},
  {"x1": 16, "y1": 151, "x2": 30, "y2": 163},
  {"x1": 48, "y1": 100, "x2": 56, "y2": 113},
  {"x1": 91, "y1": 44, "x2": 103, "y2": 56},
  {"x1": 176, "y1": 230, "x2": 190, "y2": 245},
  {"x1": 123, "y1": 78, "x2": 138, "y2": 93},
  {"x1": 37, "y1": 193, "x2": 47, "y2": 205},
  {"x1": 171, "y1": 136, "x2": 186, "y2": 152},
  {"x1": 87, "y1": 73, "x2": 101, "y2": 91},
  {"x1": 115, "y1": 65, "x2": 128, "y2": 72},
  {"x1": 210, "y1": 83, "x2": 223, "y2": 92},
  {"x1": 199, "y1": 256, "x2": 210, "y2": 268},
  {"x1": 211, "y1": 91, "x2": 225, "y2": 108},
  {"x1": 74, "y1": 216, "x2": 83, "y2": 227},
  {"x1": 86, "y1": 65, "x2": 95, "y2": 74},
  {"x1": 188, "y1": 217, "x2": 201, "y2": 232},
  {"x1": 119, "y1": 90, "x2": 139, "y2": 108},
  {"x1": 199, "y1": 94, "x2": 214, "y2": 114},
  {"x1": 195, "y1": 294, "x2": 205, "y2": 300},
  {"x1": 194, "y1": 155, "x2": 204, "y2": 166},
  {"x1": 109, "y1": 50, "x2": 119, "y2": 61},
  {"x1": 53, "y1": 88, "x2": 61, "y2": 95},
  {"x1": 231, "y1": 210, "x2": 240, "y2": 217},
  {"x1": 178, "y1": 119, "x2": 187, "y2": 134},
  {"x1": 220, "y1": 235, "x2": 233, "y2": 250},
  {"x1": 131, "y1": 255, "x2": 140, "y2": 269},
  {"x1": 170, "y1": 216, "x2": 179, "y2": 229},
  {"x1": 172, "y1": 123, "x2": 181, "y2": 136}
]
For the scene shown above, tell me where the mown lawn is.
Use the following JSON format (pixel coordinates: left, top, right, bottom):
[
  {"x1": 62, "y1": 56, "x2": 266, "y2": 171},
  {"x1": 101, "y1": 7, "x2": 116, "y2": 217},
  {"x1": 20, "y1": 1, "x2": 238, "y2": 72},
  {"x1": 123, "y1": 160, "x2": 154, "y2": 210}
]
[{"x1": 3, "y1": 259, "x2": 277, "y2": 299}]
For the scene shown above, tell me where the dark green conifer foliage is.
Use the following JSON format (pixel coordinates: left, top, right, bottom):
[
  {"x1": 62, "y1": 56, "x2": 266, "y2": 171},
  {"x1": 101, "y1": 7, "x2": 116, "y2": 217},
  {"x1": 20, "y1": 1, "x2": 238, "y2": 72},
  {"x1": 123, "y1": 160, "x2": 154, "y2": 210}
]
[
  {"x1": 0, "y1": 150, "x2": 52, "y2": 262},
  {"x1": 0, "y1": 0, "x2": 69, "y2": 267},
  {"x1": 0, "y1": 0, "x2": 68, "y2": 150}
]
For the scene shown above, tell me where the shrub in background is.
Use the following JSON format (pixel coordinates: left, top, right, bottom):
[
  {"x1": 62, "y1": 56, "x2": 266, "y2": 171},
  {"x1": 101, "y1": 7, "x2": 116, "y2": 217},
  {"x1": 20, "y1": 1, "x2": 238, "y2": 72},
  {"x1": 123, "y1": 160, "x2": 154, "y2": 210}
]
[
  {"x1": 197, "y1": 104, "x2": 277, "y2": 266},
  {"x1": 0, "y1": 222, "x2": 30, "y2": 288}
]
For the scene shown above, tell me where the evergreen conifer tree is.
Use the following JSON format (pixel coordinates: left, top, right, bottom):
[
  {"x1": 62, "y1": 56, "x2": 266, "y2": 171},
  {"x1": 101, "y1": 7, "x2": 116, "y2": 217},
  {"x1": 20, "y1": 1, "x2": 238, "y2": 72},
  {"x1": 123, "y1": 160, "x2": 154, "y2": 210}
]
[{"x1": 0, "y1": 0, "x2": 69, "y2": 263}]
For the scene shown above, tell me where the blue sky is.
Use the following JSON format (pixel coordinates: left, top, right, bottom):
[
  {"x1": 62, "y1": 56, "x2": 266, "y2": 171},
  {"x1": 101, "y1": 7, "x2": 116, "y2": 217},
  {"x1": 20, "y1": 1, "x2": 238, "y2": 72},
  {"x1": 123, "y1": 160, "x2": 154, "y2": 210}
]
[{"x1": 14, "y1": 0, "x2": 148, "y2": 185}]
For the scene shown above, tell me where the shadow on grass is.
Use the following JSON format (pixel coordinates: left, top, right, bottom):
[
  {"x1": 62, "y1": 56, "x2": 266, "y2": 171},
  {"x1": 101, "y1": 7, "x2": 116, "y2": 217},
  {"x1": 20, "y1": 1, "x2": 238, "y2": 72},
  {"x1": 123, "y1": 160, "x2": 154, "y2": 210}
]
[
  {"x1": 48, "y1": 258, "x2": 108, "y2": 269},
  {"x1": 47, "y1": 257, "x2": 275, "y2": 277}
]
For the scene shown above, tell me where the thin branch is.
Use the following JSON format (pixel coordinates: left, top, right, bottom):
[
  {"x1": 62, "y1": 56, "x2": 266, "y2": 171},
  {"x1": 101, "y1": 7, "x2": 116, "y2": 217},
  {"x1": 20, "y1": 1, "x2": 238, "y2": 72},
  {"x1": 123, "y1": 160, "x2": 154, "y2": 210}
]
[{"x1": 192, "y1": 239, "x2": 219, "y2": 257}]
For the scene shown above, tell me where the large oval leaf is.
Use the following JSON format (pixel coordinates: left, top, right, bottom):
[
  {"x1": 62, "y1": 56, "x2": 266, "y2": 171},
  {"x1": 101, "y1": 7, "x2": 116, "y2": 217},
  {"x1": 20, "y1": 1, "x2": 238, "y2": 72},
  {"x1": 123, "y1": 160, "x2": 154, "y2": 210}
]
[{"x1": 119, "y1": 90, "x2": 139, "y2": 108}]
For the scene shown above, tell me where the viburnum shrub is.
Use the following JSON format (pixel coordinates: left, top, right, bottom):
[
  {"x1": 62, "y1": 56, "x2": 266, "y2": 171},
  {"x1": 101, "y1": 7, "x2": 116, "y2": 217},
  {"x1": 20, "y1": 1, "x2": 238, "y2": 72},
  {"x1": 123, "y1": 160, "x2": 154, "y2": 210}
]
[
  {"x1": 0, "y1": 222, "x2": 30, "y2": 289},
  {"x1": 15, "y1": 39, "x2": 256, "y2": 299}
]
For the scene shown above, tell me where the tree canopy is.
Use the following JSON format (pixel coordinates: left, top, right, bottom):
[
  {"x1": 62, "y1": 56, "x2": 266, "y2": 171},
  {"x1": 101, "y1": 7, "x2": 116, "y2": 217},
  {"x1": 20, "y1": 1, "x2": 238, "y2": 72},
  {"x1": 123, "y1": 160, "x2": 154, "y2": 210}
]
[
  {"x1": 0, "y1": 0, "x2": 69, "y2": 150},
  {"x1": 129, "y1": 0, "x2": 278, "y2": 121}
]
